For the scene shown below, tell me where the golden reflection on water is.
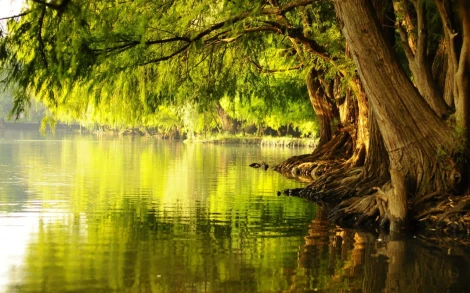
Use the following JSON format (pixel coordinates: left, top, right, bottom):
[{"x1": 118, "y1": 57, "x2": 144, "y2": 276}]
[
  {"x1": 0, "y1": 131, "x2": 469, "y2": 293},
  {"x1": 0, "y1": 131, "x2": 314, "y2": 292},
  {"x1": 293, "y1": 208, "x2": 470, "y2": 293}
]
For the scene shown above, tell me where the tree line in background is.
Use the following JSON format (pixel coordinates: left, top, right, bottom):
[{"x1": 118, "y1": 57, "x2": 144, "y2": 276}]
[
  {"x1": 0, "y1": 79, "x2": 317, "y2": 137},
  {"x1": 1, "y1": 0, "x2": 469, "y2": 232},
  {"x1": 0, "y1": 0, "x2": 318, "y2": 137}
]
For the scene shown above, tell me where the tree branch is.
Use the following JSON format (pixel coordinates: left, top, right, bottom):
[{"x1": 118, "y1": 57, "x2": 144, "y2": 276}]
[
  {"x1": 97, "y1": 35, "x2": 191, "y2": 55},
  {"x1": 139, "y1": 43, "x2": 191, "y2": 66},
  {"x1": 415, "y1": 0, "x2": 427, "y2": 63},
  {"x1": 260, "y1": 20, "x2": 326, "y2": 53},
  {"x1": 434, "y1": 0, "x2": 459, "y2": 70},
  {"x1": 0, "y1": 11, "x2": 32, "y2": 21},
  {"x1": 100, "y1": 0, "x2": 316, "y2": 66},
  {"x1": 38, "y1": 7, "x2": 48, "y2": 67},
  {"x1": 204, "y1": 26, "x2": 281, "y2": 44},
  {"x1": 434, "y1": 0, "x2": 458, "y2": 38},
  {"x1": 249, "y1": 57, "x2": 303, "y2": 73},
  {"x1": 267, "y1": 0, "x2": 280, "y2": 7},
  {"x1": 397, "y1": 24, "x2": 415, "y2": 61}
]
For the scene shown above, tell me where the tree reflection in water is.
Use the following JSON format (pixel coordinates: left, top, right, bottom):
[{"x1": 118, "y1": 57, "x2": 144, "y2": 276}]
[{"x1": 294, "y1": 208, "x2": 470, "y2": 293}]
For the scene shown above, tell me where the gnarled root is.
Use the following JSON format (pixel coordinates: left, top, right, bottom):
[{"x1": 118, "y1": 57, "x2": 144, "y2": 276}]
[
  {"x1": 329, "y1": 183, "x2": 392, "y2": 229},
  {"x1": 274, "y1": 132, "x2": 352, "y2": 177},
  {"x1": 279, "y1": 160, "x2": 389, "y2": 205},
  {"x1": 329, "y1": 189, "x2": 470, "y2": 233},
  {"x1": 414, "y1": 195, "x2": 470, "y2": 233}
]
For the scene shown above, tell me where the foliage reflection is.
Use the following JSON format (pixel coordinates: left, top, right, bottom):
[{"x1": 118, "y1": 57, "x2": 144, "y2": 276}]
[{"x1": 1, "y1": 132, "x2": 469, "y2": 293}]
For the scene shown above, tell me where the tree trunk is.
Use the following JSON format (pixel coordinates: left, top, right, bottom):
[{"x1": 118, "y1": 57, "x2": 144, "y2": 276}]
[
  {"x1": 432, "y1": 39, "x2": 455, "y2": 108},
  {"x1": 434, "y1": 0, "x2": 460, "y2": 109},
  {"x1": 455, "y1": 2, "x2": 470, "y2": 150},
  {"x1": 435, "y1": 0, "x2": 470, "y2": 193},
  {"x1": 335, "y1": 0, "x2": 456, "y2": 230},
  {"x1": 344, "y1": 76, "x2": 369, "y2": 168},
  {"x1": 395, "y1": 0, "x2": 451, "y2": 118},
  {"x1": 306, "y1": 68, "x2": 340, "y2": 146},
  {"x1": 257, "y1": 122, "x2": 264, "y2": 136},
  {"x1": 365, "y1": 109, "x2": 389, "y2": 178},
  {"x1": 215, "y1": 102, "x2": 238, "y2": 134}
]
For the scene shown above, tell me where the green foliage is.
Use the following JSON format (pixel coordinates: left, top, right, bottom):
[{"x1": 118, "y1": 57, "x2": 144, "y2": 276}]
[
  {"x1": 0, "y1": 71, "x2": 46, "y2": 122},
  {"x1": 0, "y1": 0, "x2": 347, "y2": 134},
  {"x1": 39, "y1": 115, "x2": 57, "y2": 135},
  {"x1": 219, "y1": 72, "x2": 317, "y2": 137},
  {"x1": 436, "y1": 125, "x2": 467, "y2": 163}
]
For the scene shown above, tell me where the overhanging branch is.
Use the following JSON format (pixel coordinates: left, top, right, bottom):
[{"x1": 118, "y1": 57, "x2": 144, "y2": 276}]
[
  {"x1": 139, "y1": 43, "x2": 191, "y2": 65},
  {"x1": 0, "y1": 11, "x2": 32, "y2": 21},
  {"x1": 249, "y1": 57, "x2": 303, "y2": 73},
  {"x1": 101, "y1": 0, "x2": 316, "y2": 64}
]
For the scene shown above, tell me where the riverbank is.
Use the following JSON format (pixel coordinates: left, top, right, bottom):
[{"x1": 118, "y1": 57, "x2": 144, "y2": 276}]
[
  {"x1": 188, "y1": 136, "x2": 318, "y2": 148},
  {"x1": 0, "y1": 121, "x2": 80, "y2": 131},
  {"x1": 0, "y1": 125, "x2": 319, "y2": 149},
  {"x1": 274, "y1": 146, "x2": 470, "y2": 235},
  {"x1": 93, "y1": 130, "x2": 319, "y2": 148}
]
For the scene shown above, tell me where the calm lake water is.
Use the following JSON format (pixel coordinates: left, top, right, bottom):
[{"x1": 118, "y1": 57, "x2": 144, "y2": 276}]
[{"x1": 0, "y1": 130, "x2": 469, "y2": 293}]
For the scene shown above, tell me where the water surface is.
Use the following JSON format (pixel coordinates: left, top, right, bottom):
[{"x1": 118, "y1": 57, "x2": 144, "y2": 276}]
[{"x1": 0, "y1": 130, "x2": 469, "y2": 293}]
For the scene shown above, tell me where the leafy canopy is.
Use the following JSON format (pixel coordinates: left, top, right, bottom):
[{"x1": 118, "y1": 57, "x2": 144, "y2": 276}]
[{"x1": 0, "y1": 0, "x2": 347, "y2": 130}]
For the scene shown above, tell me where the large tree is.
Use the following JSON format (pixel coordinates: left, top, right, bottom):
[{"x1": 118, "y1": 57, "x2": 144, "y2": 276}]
[
  {"x1": 329, "y1": 0, "x2": 468, "y2": 231},
  {"x1": 1, "y1": 0, "x2": 469, "y2": 232}
]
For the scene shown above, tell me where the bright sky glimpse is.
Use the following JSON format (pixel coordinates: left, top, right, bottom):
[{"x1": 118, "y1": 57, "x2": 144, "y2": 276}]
[
  {"x1": 0, "y1": 0, "x2": 22, "y2": 17},
  {"x1": 0, "y1": 0, "x2": 23, "y2": 29}
]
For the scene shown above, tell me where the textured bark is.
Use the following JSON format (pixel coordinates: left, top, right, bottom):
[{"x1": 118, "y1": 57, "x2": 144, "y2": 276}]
[
  {"x1": 306, "y1": 68, "x2": 340, "y2": 146},
  {"x1": 455, "y1": 2, "x2": 470, "y2": 149},
  {"x1": 434, "y1": 0, "x2": 470, "y2": 162},
  {"x1": 432, "y1": 39, "x2": 455, "y2": 108},
  {"x1": 277, "y1": 0, "x2": 469, "y2": 232},
  {"x1": 433, "y1": 0, "x2": 470, "y2": 194},
  {"x1": 395, "y1": 0, "x2": 451, "y2": 118},
  {"x1": 344, "y1": 77, "x2": 369, "y2": 168},
  {"x1": 434, "y1": 0, "x2": 460, "y2": 109},
  {"x1": 371, "y1": 0, "x2": 395, "y2": 47},
  {"x1": 335, "y1": 0, "x2": 455, "y2": 229},
  {"x1": 365, "y1": 109, "x2": 389, "y2": 178},
  {"x1": 388, "y1": 168, "x2": 407, "y2": 231}
]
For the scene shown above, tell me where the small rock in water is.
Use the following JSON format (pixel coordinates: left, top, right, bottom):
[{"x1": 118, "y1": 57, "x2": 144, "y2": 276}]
[
  {"x1": 249, "y1": 162, "x2": 261, "y2": 168},
  {"x1": 249, "y1": 162, "x2": 269, "y2": 170}
]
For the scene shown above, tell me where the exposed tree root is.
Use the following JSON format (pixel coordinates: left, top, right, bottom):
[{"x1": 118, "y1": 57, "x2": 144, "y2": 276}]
[
  {"x1": 274, "y1": 131, "x2": 352, "y2": 177},
  {"x1": 414, "y1": 195, "x2": 470, "y2": 233},
  {"x1": 277, "y1": 158, "x2": 389, "y2": 208},
  {"x1": 275, "y1": 136, "x2": 470, "y2": 234},
  {"x1": 329, "y1": 192, "x2": 470, "y2": 234}
]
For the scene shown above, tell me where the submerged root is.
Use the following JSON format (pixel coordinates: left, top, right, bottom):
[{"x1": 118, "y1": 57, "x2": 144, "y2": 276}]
[
  {"x1": 413, "y1": 195, "x2": 470, "y2": 233},
  {"x1": 329, "y1": 184, "x2": 392, "y2": 229},
  {"x1": 325, "y1": 183, "x2": 470, "y2": 233},
  {"x1": 277, "y1": 162, "x2": 470, "y2": 233},
  {"x1": 321, "y1": 188, "x2": 470, "y2": 233},
  {"x1": 275, "y1": 133, "x2": 470, "y2": 234}
]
